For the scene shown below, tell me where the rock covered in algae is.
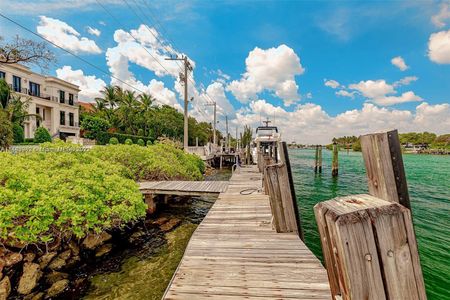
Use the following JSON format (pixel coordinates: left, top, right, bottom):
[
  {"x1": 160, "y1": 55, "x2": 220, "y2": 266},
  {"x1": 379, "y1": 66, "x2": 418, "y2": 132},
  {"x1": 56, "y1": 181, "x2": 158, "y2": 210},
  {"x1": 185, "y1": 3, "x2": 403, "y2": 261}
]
[{"x1": 18, "y1": 263, "x2": 42, "y2": 295}]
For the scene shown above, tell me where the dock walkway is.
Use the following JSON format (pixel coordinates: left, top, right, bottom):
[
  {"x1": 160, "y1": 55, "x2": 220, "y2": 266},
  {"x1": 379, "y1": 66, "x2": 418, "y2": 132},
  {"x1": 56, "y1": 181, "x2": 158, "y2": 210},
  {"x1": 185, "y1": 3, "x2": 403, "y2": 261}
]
[
  {"x1": 164, "y1": 165, "x2": 331, "y2": 299},
  {"x1": 139, "y1": 181, "x2": 229, "y2": 197}
]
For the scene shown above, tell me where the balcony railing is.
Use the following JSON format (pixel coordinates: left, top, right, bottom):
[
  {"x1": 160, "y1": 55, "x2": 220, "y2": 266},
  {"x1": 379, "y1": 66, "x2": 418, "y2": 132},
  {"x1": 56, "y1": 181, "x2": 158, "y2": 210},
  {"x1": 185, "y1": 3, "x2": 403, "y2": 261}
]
[
  {"x1": 8, "y1": 84, "x2": 78, "y2": 106},
  {"x1": 9, "y1": 84, "x2": 28, "y2": 95}
]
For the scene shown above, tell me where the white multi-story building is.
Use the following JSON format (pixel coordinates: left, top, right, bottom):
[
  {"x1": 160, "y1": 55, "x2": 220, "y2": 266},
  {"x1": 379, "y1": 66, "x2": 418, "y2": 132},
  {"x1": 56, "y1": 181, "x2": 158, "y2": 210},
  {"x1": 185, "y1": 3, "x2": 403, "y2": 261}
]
[{"x1": 0, "y1": 63, "x2": 80, "y2": 139}]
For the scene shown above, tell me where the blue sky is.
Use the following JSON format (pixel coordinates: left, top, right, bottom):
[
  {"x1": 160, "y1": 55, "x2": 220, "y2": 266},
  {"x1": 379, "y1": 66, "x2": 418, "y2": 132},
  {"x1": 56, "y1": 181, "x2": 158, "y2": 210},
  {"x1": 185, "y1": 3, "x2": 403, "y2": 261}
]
[{"x1": 1, "y1": 0, "x2": 449, "y2": 143}]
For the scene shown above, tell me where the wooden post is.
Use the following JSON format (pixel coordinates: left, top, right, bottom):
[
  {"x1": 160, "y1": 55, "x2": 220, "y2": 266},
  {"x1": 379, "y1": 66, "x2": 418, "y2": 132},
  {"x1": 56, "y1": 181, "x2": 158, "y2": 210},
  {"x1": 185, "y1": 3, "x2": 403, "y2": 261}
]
[
  {"x1": 360, "y1": 130, "x2": 410, "y2": 209},
  {"x1": 318, "y1": 145, "x2": 322, "y2": 173},
  {"x1": 332, "y1": 142, "x2": 338, "y2": 177},
  {"x1": 314, "y1": 194, "x2": 426, "y2": 300},
  {"x1": 196, "y1": 137, "x2": 198, "y2": 147},
  {"x1": 314, "y1": 145, "x2": 319, "y2": 173},
  {"x1": 144, "y1": 194, "x2": 157, "y2": 214},
  {"x1": 219, "y1": 155, "x2": 223, "y2": 169},
  {"x1": 279, "y1": 141, "x2": 304, "y2": 240}
]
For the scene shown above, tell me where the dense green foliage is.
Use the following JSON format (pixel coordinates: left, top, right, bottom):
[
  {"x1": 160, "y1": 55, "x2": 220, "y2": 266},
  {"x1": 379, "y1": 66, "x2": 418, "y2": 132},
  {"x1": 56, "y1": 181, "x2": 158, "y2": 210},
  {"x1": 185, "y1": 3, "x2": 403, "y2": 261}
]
[
  {"x1": 0, "y1": 142, "x2": 205, "y2": 246},
  {"x1": 12, "y1": 123, "x2": 24, "y2": 143},
  {"x1": 431, "y1": 134, "x2": 450, "y2": 150},
  {"x1": 124, "y1": 138, "x2": 133, "y2": 145},
  {"x1": 80, "y1": 115, "x2": 110, "y2": 140},
  {"x1": 34, "y1": 127, "x2": 52, "y2": 143},
  {"x1": 109, "y1": 137, "x2": 119, "y2": 145},
  {"x1": 83, "y1": 85, "x2": 219, "y2": 145},
  {"x1": 399, "y1": 132, "x2": 436, "y2": 145},
  {"x1": 137, "y1": 138, "x2": 145, "y2": 146},
  {"x1": 1, "y1": 79, "x2": 38, "y2": 148},
  {"x1": 95, "y1": 131, "x2": 152, "y2": 145},
  {"x1": 0, "y1": 110, "x2": 13, "y2": 150},
  {"x1": 0, "y1": 151, "x2": 146, "y2": 245},
  {"x1": 89, "y1": 144, "x2": 205, "y2": 181}
]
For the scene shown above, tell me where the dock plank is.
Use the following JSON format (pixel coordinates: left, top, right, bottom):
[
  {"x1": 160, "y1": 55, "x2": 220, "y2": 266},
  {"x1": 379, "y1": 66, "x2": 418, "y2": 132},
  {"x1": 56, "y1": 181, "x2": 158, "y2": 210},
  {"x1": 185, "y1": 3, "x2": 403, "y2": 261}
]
[{"x1": 163, "y1": 165, "x2": 331, "y2": 299}]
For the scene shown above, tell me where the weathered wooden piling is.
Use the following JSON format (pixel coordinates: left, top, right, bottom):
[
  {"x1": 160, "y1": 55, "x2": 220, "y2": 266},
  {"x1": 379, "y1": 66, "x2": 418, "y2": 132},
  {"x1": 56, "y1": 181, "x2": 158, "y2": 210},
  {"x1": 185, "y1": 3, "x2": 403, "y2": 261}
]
[
  {"x1": 318, "y1": 145, "x2": 322, "y2": 173},
  {"x1": 360, "y1": 129, "x2": 410, "y2": 209},
  {"x1": 314, "y1": 145, "x2": 319, "y2": 173},
  {"x1": 314, "y1": 194, "x2": 426, "y2": 300},
  {"x1": 332, "y1": 142, "x2": 338, "y2": 177},
  {"x1": 264, "y1": 142, "x2": 303, "y2": 240},
  {"x1": 314, "y1": 130, "x2": 426, "y2": 300}
]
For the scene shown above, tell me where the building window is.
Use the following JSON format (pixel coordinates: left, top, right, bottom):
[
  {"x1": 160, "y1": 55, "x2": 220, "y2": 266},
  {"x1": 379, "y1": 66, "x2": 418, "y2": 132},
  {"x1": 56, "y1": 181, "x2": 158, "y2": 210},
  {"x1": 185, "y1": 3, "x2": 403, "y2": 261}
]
[
  {"x1": 69, "y1": 112, "x2": 74, "y2": 126},
  {"x1": 59, "y1": 90, "x2": 65, "y2": 103},
  {"x1": 36, "y1": 107, "x2": 40, "y2": 127},
  {"x1": 60, "y1": 111, "x2": 65, "y2": 125},
  {"x1": 13, "y1": 75, "x2": 21, "y2": 92},
  {"x1": 0, "y1": 71, "x2": 5, "y2": 79},
  {"x1": 29, "y1": 82, "x2": 40, "y2": 97},
  {"x1": 69, "y1": 93, "x2": 74, "y2": 105}
]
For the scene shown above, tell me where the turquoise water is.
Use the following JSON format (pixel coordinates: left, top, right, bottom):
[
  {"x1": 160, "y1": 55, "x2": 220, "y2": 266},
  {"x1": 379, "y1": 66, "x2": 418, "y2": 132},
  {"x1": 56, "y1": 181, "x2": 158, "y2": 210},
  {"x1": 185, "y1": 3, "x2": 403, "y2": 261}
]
[{"x1": 289, "y1": 149, "x2": 450, "y2": 300}]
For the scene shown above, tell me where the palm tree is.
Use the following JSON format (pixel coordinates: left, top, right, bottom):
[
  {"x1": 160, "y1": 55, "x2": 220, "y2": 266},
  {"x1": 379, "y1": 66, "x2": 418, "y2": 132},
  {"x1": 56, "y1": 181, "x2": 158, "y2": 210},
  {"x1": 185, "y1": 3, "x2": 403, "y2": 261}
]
[{"x1": 0, "y1": 80, "x2": 40, "y2": 124}]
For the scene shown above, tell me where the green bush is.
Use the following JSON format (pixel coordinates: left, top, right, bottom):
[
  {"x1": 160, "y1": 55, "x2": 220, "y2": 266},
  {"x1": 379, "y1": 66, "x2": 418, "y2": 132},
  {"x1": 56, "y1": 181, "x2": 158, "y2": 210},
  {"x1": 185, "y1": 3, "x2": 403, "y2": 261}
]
[
  {"x1": 146, "y1": 140, "x2": 153, "y2": 146},
  {"x1": 0, "y1": 152, "x2": 146, "y2": 246},
  {"x1": 124, "y1": 138, "x2": 133, "y2": 145},
  {"x1": 137, "y1": 139, "x2": 145, "y2": 146},
  {"x1": 0, "y1": 110, "x2": 13, "y2": 150},
  {"x1": 40, "y1": 139, "x2": 81, "y2": 149},
  {"x1": 109, "y1": 137, "x2": 119, "y2": 145},
  {"x1": 95, "y1": 131, "x2": 153, "y2": 145},
  {"x1": 12, "y1": 123, "x2": 24, "y2": 143},
  {"x1": 80, "y1": 115, "x2": 110, "y2": 139},
  {"x1": 137, "y1": 129, "x2": 144, "y2": 136},
  {"x1": 34, "y1": 127, "x2": 52, "y2": 143},
  {"x1": 88, "y1": 144, "x2": 205, "y2": 181}
]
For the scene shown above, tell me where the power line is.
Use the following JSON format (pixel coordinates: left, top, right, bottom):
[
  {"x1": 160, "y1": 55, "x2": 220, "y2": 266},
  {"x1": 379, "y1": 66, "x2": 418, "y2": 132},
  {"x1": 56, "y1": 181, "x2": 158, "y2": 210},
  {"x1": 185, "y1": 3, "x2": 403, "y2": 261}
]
[
  {"x1": 123, "y1": 0, "x2": 185, "y2": 73},
  {"x1": 95, "y1": 0, "x2": 174, "y2": 77},
  {"x1": 0, "y1": 12, "x2": 168, "y2": 104},
  {"x1": 125, "y1": 0, "x2": 216, "y2": 105}
]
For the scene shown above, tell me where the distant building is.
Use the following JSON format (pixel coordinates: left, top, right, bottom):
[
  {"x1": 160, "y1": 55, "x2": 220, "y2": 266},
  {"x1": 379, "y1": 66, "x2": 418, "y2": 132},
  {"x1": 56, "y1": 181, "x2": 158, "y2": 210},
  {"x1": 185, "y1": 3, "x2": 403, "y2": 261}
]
[{"x1": 0, "y1": 63, "x2": 80, "y2": 140}]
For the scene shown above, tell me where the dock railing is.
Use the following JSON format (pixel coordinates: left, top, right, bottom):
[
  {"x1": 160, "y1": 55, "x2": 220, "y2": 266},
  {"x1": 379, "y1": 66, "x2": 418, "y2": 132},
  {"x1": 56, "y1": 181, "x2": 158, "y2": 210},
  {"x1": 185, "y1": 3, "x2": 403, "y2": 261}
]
[{"x1": 314, "y1": 130, "x2": 426, "y2": 300}]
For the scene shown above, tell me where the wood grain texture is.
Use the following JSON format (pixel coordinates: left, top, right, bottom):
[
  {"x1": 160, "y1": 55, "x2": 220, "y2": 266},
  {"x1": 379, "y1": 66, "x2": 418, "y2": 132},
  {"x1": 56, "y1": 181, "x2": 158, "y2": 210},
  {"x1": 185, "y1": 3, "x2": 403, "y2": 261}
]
[
  {"x1": 314, "y1": 194, "x2": 426, "y2": 300},
  {"x1": 139, "y1": 181, "x2": 229, "y2": 197},
  {"x1": 360, "y1": 130, "x2": 411, "y2": 209},
  {"x1": 164, "y1": 165, "x2": 331, "y2": 300}
]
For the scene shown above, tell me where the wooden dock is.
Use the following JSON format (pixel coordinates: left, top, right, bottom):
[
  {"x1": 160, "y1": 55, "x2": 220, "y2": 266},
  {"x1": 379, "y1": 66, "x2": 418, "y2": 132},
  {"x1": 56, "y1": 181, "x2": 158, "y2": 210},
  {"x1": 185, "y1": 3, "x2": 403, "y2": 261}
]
[
  {"x1": 139, "y1": 181, "x2": 229, "y2": 197},
  {"x1": 163, "y1": 165, "x2": 331, "y2": 299}
]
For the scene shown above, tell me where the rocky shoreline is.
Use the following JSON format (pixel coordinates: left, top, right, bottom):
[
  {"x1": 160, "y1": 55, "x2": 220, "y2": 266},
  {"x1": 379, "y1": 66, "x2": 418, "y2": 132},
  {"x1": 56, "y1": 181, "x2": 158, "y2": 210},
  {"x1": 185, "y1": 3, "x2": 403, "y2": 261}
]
[{"x1": 0, "y1": 211, "x2": 185, "y2": 300}]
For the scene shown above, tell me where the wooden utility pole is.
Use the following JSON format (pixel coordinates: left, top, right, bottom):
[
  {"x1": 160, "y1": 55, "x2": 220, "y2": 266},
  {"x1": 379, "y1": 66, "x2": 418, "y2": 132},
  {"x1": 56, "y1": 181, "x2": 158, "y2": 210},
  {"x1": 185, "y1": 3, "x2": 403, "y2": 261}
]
[
  {"x1": 225, "y1": 115, "x2": 229, "y2": 153},
  {"x1": 165, "y1": 55, "x2": 192, "y2": 150},
  {"x1": 206, "y1": 102, "x2": 217, "y2": 146}
]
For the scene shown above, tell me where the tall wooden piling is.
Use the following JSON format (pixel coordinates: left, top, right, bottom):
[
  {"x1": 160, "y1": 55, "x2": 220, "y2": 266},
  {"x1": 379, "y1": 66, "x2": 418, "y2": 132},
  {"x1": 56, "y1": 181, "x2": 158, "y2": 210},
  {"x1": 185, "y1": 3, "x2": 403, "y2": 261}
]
[
  {"x1": 332, "y1": 142, "x2": 338, "y2": 177},
  {"x1": 264, "y1": 142, "x2": 304, "y2": 240},
  {"x1": 314, "y1": 129, "x2": 426, "y2": 300},
  {"x1": 314, "y1": 145, "x2": 319, "y2": 173},
  {"x1": 360, "y1": 129, "x2": 410, "y2": 209},
  {"x1": 318, "y1": 145, "x2": 322, "y2": 173}
]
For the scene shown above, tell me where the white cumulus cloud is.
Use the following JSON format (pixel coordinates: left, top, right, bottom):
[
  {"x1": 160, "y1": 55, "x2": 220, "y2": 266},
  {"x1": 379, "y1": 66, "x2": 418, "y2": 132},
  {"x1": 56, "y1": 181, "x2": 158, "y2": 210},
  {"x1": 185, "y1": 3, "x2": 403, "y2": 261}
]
[
  {"x1": 55, "y1": 66, "x2": 106, "y2": 101},
  {"x1": 324, "y1": 79, "x2": 340, "y2": 89},
  {"x1": 86, "y1": 26, "x2": 101, "y2": 37},
  {"x1": 335, "y1": 90, "x2": 356, "y2": 98},
  {"x1": 227, "y1": 44, "x2": 304, "y2": 106},
  {"x1": 372, "y1": 91, "x2": 423, "y2": 106},
  {"x1": 37, "y1": 16, "x2": 101, "y2": 54},
  {"x1": 393, "y1": 76, "x2": 418, "y2": 87},
  {"x1": 391, "y1": 56, "x2": 409, "y2": 71},
  {"x1": 348, "y1": 79, "x2": 395, "y2": 99},
  {"x1": 428, "y1": 30, "x2": 450, "y2": 64},
  {"x1": 432, "y1": 3, "x2": 450, "y2": 28},
  {"x1": 235, "y1": 100, "x2": 450, "y2": 144}
]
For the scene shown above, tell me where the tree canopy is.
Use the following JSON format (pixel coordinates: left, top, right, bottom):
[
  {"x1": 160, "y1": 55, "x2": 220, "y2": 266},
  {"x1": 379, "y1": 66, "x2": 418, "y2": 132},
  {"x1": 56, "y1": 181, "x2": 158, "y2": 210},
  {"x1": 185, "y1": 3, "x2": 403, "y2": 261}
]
[{"x1": 82, "y1": 85, "x2": 221, "y2": 145}]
